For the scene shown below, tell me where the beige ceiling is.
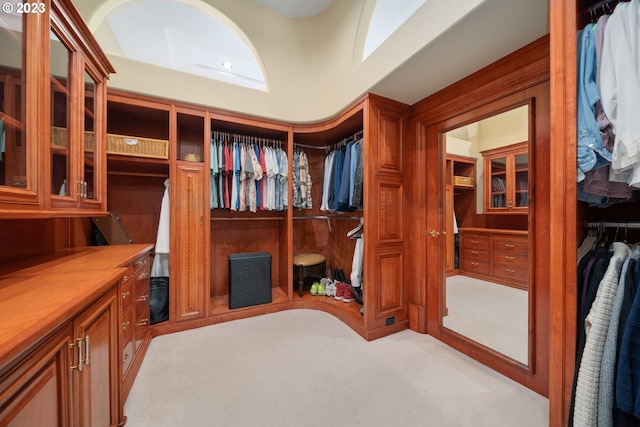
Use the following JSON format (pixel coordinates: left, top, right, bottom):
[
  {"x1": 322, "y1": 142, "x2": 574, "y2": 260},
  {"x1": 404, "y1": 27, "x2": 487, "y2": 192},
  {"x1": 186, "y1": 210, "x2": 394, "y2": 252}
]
[{"x1": 75, "y1": 0, "x2": 549, "y2": 124}]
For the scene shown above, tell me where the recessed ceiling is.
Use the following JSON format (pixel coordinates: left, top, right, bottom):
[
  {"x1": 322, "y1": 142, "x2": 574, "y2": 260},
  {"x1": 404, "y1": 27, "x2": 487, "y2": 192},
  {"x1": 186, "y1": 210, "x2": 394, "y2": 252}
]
[
  {"x1": 104, "y1": 0, "x2": 266, "y2": 91},
  {"x1": 249, "y1": 0, "x2": 335, "y2": 18}
]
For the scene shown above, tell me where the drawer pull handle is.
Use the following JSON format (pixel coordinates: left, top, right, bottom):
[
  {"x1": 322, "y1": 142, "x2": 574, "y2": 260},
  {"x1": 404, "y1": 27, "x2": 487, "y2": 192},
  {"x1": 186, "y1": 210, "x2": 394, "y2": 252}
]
[
  {"x1": 122, "y1": 321, "x2": 130, "y2": 331},
  {"x1": 504, "y1": 244, "x2": 515, "y2": 248},
  {"x1": 505, "y1": 256, "x2": 515, "y2": 260},
  {"x1": 137, "y1": 295, "x2": 149, "y2": 302},
  {"x1": 471, "y1": 262, "x2": 479, "y2": 266},
  {"x1": 137, "y1": 272, "x2": 149, "y2": 280},
  {"x1": 123, "y1": 353, "x2": 129, "y2": 364},
  {"x1": 505, "y1": 268, "x2": 515, "y2": 273},
  {"x1": 471, "y1": 251, "x2": 479, "y2": 255},
  {"x1": 122, "y1": 291, "x2": 130, "y2": 299},
  {"x1": 137, "y1": 318, "x2": 149, "y2": 327},
  {"x1": 472, "y1": 240, "x2": 478, "y2": 245}
]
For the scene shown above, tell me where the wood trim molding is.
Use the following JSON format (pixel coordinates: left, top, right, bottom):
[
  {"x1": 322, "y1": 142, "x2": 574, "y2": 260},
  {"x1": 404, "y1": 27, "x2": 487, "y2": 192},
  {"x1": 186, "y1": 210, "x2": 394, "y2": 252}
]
[{"x1": 549, "y1": 0, "x2": 578, "y2": 425}]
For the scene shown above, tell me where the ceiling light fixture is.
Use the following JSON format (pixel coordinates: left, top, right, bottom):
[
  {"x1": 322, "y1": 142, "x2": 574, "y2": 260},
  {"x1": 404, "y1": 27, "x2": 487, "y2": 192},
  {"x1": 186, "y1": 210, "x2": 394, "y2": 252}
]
[{"x1": 222, "y1": 61, "x2": 233, "y2": 69}]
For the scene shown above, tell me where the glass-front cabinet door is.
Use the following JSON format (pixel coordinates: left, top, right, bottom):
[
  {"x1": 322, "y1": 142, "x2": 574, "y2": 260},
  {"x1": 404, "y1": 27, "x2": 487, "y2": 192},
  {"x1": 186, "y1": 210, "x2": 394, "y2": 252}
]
[
  {"x1": 0, "y1": 1, "x2": 113, "y2": 216},
  {"x1": 481, "y1": 141, "x2": 529, "y2": 213},
  {"x1": 79, "y1": 68, "x2": 103, "y2": 208},
  {"x1": 0, "y1": 11, "x2": 39, "y2": 207},
  {"x1": 50, "y1": 28, "x2": 72, "y2": 204}
]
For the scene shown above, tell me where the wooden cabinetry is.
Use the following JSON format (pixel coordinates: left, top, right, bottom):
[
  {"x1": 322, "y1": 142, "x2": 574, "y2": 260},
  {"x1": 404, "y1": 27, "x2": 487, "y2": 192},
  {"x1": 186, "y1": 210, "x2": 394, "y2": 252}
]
[
  {"x1": 459, "y1": 228, "x2": 528, "y2": 290},
  {"x1": 172, "y1": 109, "x2": 208, "y2": 322},
  {"x1": 120, "y1": 254, "x2": 151, "y2": 404},
  {"x1": 445, "y1": 155, "x2": 477, "y2": 272},
  {"x1": 173, "y1": 162, "x2": 208, "y2": 321},
  {"x1": 0, "y1": 326, "x2": 73, "y2": 427},
  {"x1": 0, "y1": 0, "x2": 114, "y2": 217},
  {"x1": 481, "y1": 142, "x2": 529, "y2": 213},
  {"x1": 0, "y1": 284, "x2": 120, "y2": 427},
  {"x1": 73, "y1": 288, "x2": 119, "y2": 427}
]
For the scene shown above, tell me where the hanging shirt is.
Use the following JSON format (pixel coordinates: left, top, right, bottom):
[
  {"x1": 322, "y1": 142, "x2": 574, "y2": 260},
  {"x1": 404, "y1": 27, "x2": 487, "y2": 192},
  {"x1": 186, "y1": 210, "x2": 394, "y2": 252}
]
[
  {"x1": 254, "y1": 144, "x2": 262, "y2": 209},
  {"x1": 299, "y1": 150, "x2": 312, "y2": 209},
  {"x1": 337, "y1": 141, "x2": 353, "y2": 211},
  {"x1": 600, "y1": 0, "x2": 640, "y2": 187},
  {"x1": 278, "y1": 148, "x2": 289, "y2": 209},
  {"x1": 576, "y1": 24, "x2": 611, "y2": 183},
  {"x1": 349, "y1": 140, "x2": 360, "y2": 207},
  {"x1": 259, "y1": 145, "x2": 267, "y2": 210},
  {"x1": 352, "y1": 140, "x2": 364, "y2": 210},
  {"x1": 210, "y1": 138, "x2": 219, "y2": 209}
]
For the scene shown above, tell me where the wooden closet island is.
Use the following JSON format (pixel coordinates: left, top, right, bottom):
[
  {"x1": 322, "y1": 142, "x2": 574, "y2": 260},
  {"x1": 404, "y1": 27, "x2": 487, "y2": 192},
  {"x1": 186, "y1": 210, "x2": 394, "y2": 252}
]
[{"x1": 0, "y1": 244, "x2": 152, "y2": 427}]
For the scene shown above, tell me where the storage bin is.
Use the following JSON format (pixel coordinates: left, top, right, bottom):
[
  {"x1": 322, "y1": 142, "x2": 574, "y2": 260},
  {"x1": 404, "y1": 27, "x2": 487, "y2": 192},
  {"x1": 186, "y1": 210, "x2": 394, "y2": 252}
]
[
  {"x1": 107, "y1": 134, "x2": 169, "y2": 159},
  {"x1": 453, "y1": 175, "x2": 475, "y2": 187},
  {"x1": 228, "y1": 252, "x2": 272, "y2": 309},
  {"x1": 51, "y1": 126, "x2": 169, "y2": 159}
]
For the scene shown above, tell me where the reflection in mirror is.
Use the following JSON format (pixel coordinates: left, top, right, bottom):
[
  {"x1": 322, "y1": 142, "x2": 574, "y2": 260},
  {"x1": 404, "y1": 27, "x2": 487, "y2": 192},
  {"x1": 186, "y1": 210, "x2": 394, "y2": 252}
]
[
  {"x1": 0, "y1": 12, "x2": 26, "y2": 188},
  {"x1": 442, "y1": 104, "x2": 530, "y2": 365}
]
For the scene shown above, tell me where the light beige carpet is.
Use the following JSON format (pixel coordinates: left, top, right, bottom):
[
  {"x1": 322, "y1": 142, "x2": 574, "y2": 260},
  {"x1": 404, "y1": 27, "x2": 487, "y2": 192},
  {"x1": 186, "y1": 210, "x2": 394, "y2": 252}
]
[{"x1": 124, "y1": 309, "x2": 548, "y2": 426}]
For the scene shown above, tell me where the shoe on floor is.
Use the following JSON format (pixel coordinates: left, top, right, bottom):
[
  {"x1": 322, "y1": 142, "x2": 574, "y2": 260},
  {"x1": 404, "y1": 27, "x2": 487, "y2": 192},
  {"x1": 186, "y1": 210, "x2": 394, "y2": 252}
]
[
  {"x1": 310, "y1": 282, "x2": 319, "y2": 296},
  {"x1": 342, "y1": 284, "x2": 355, "y2": 303},
  {"x1": 317, "y1": 282, "x2": 325, "y2": 296},
  {"x1": 334, "y1": 281, "x2": 345, "y2": 300},
  {"x1": 349, "y1": 284, "x2": 363, "y2": 304},
  {"x1": 322, "y1": 278, "x2": 336, "y2": 296}
]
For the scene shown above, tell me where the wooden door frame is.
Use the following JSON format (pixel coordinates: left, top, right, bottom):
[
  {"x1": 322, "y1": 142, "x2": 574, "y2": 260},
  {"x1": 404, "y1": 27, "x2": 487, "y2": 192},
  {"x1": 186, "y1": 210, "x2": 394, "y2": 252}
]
[{"x1": 407, "y1": 36, "x2": 550, "y2": 395}]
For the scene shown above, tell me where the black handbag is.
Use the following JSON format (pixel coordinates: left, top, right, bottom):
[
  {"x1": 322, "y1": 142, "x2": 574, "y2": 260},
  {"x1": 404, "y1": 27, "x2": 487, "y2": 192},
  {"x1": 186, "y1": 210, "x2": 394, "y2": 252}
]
[{"x1": 149, "y1": 277, "x2": 169, "y2": 324}]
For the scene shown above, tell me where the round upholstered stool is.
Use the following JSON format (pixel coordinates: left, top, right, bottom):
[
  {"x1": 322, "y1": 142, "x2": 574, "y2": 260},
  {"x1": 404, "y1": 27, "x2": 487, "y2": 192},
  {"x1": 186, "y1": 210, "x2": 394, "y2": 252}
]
[{"x1": 293, "y1": 253, "x2": 326, "y2": 297}]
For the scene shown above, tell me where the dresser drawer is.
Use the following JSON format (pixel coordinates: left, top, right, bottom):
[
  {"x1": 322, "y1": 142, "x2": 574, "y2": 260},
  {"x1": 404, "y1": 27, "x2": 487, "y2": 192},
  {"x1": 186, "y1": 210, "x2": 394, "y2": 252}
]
[
  {"x1": 121, "y1": 277, "x2": 133, "y2": 310},
  {"x1": 461, "y1": 233, "x2": 490, "y2": 251},
  {"x1": 492, "y1": 263, "x2": 528, "y2": 284},
  {"x1": 133, "y1": 255, "x2": 150, "y2": 276},
  {"x1": 122, "y1": 304, "x2": 134, "y2": 375},
  {"x1": 491, "y1": 252, "x2": 528, "y2": 268},
  {"x1": 491, "y1": 236, "x2": 528, "y2": 255},
  {"x1": 461, "y1": 259, "x2": 490, "y2": 275},
  {"x1": 462, "y1": 247, "x2": 490, "y2": 262}
]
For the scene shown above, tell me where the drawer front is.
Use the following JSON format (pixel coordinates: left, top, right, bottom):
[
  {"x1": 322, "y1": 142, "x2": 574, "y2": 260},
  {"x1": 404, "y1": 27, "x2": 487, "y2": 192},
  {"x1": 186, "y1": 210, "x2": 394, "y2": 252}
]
[
  {"x1": 492, "y1": 236, "x2": 528, "y2": 255},
  {"x1": 462, "y1": 247, "x2": 490, "y2": 262},
  {"x1": 122, "y1": 305, "x2": 134, "y2": 375},
  {"x1": 491, "y1": 252, "x2": 528, "y2": 268},
  {"x1": 134, "y1": 270, "x2": 150, "y2": 297},
  {"x1": 461, "y1": 234, "x2": 490, "y2": 251},
  {"x1": 133, "y1": 254, "x2": 150, "y2": 276},
  {"x1": 461, "y1": 259, "x2": 490, "y2": 275},
  {"x1": 492, "y1": 263, "x2": 528, "y2": 284},
  {"x1": 134, "y1": 284, "x2": 150, "y2": 353},
  {"x1": 121, "y1": 277, "x2": 133, "y2": 311}
]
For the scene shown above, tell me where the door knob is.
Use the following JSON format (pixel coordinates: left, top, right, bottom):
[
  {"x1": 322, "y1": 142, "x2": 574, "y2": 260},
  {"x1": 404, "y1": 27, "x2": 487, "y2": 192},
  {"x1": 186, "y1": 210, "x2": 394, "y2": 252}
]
[{"x1": 428, "y1": 230, "x2": 440, "y2": 238}]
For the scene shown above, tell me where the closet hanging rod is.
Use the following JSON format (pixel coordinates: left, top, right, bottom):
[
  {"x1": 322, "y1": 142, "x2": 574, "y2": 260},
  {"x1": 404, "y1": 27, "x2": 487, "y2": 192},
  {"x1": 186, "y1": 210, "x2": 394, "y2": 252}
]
[
  {"x1": 211, "y1": 131, "x2": 283, "y2": 146},
  {"x1": 293, "y1": 215, "x2": 362, "y2": 220},
  {"x1": 588, "y1": 221, "x2": 640, "y2": 230},
  {"x1": 293, "y1": 142, "x2": 329, "y2": 150}
]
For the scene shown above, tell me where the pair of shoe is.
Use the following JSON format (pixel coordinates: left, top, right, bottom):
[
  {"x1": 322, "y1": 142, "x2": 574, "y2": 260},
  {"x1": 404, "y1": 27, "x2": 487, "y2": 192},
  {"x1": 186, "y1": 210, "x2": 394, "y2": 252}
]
[
  {"x1": 334, "y1": 281, "x2": 355, "y2": 303},
  {"x1": 321, "y1": 278, "x2": 336, "y2": 296},
  {"x1": 310, "y1": 281, "x2": 325, "y2": 296}
]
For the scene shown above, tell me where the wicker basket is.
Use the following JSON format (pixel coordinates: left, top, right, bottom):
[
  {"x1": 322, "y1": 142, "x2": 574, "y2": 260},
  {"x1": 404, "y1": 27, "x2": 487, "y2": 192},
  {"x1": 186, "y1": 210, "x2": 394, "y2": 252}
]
[
  {"x1": 51, "y1": 126, "x2": 95, "y2": 152},
  {"x1": 107, "y1": 134, "x2": 169, "y2": 159},
  {"x1": 51, "y1": 127, "x2": 169, "y2": 160}
]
